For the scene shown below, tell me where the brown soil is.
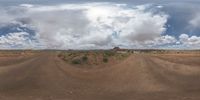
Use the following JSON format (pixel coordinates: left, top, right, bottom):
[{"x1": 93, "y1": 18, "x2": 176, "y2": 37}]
[{"x1": 0, "y1": 52, "x2": 200, "y2": 100}]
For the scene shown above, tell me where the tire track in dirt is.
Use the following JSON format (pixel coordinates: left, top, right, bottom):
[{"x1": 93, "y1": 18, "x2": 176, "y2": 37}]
[
  {"x1": 0, "y1": 55, "x2": 39, "y2": 67},
  {"x1": 146, "y1": 56, "x2": 200, "y2": 92}
]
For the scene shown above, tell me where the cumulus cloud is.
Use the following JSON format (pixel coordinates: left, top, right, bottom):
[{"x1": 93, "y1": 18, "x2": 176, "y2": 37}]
[
  {"x1": 0, "y1": 32, "x2": 39, "y2": 49},
  {"x1": 144, "y1": 35, "x2": 177, "y2": 47},
  {"x1": 15, "y1": 3, "x2": 168, "y2": 49},
  {"x1": 179, "y1": 34, "x2": 200, "y2": 47},
  {"x1": 2, "y1": 3, "x2": 198, "y2": 49}
]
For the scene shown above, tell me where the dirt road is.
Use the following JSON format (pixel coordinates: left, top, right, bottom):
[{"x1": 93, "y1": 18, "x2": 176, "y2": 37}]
[{"x1": 0, "y1": 52, "x2": 200, "y2": 100}]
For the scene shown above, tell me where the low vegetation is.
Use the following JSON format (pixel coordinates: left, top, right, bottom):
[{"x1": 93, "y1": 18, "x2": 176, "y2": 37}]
[
  {"x1": 71, "y1": 59, "x2": 82, "y2": 64},
  {"x1": 82, "y1": 56, "x2": 88, "y2": 61},
  {"x1": 58, "y1": 50, "x2": 130, "y2": 66},
  {"x1": 103, "y1": 57, "x2": 108, "y2": 63},
  {"x1": 104, "y1": 51, "x2": 115, "y2": 57}
]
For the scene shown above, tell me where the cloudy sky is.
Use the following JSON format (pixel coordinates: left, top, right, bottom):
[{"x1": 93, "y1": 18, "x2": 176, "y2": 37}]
[{"x1": 0, "y1": 0, "x2": 200, "y2": 49}]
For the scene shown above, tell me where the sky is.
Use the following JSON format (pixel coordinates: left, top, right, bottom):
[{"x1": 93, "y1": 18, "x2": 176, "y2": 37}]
[{"x1": 0, "y1": 0, "x2": 200, "y2": 49}]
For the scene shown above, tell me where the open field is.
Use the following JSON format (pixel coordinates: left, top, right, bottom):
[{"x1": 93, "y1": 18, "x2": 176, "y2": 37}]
[{"x1": 0, "y1": 50, "x2": 200, "y2": 100}]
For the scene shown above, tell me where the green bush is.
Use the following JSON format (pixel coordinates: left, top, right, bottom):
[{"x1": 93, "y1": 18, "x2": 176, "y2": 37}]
[
  {"x1": 103, "y1": 57, "x2": 108, "y2": 63},
  {"x1": 71, "y1": 59, "x2": 81, "y2": 64},
  {"x1": 104, "y1": 51, "x2": 115, "y2": 57},
  {"x1": 58, "y1": 53, "x2": 63, "y2": 57},
  {"x1": 82, "y1": 56, "x2": 88, "y2": 61},
  {"x1": 68, "y1": 53, "x2": 73, "y2": 56}
]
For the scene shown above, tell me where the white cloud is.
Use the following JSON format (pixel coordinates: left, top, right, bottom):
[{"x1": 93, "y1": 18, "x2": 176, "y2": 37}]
[
  {"x1": 20, "y1": 4, "x2": 34, "y2": 8},
  {"x1": 0, "y1": 9, "x2": 15, "y2": 26},
  {"x1": 179, "y1": 34, "x2": 200, "y2": 47},
  {"x1": 144, "y1": 35, "x2": 177, "y2": 47},
  {"x1": 0, "y1": 32, "x2": 27, "y2": 45},
  {"x1": 18, "y1": 3, "x2": 168, "y2": 49},
  {"x1": 0, "y1": 32, "x2": 39, "y2": 49},
  {"x1": 190, "y1": 14, "x2": 200, "y2": 28},
  {"x1": 0, "y1": 3, "x2": 170, "y2": 49}
]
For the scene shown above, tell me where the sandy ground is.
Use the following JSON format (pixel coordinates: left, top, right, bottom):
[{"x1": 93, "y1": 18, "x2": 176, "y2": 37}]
[{"x1": 0, "y1": 52, "x2": 200, "y2": 100}]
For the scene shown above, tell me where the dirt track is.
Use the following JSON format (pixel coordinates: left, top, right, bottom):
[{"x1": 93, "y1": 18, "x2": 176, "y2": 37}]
[{"x1": 0, "y1": 52, "x2": 200, "y2": 100}]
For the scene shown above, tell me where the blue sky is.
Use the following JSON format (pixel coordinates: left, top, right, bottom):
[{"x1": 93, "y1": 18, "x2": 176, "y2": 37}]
[{"x1": 0, "y1": 0, "x2": 200, "y2": 49}]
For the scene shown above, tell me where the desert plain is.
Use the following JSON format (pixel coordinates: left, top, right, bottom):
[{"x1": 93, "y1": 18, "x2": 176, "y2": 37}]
[{"x1": 0, "y1": 50, "x2": 200, "y2": 100}]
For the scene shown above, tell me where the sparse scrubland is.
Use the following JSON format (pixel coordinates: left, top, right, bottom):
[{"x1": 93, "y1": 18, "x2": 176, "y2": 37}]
[
  {"x1": 0, "y1": 50, "x2": 200, "y2": 100},
  {"x1": 58, "y1": 50, "x2": 130, "y2": 68}
]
